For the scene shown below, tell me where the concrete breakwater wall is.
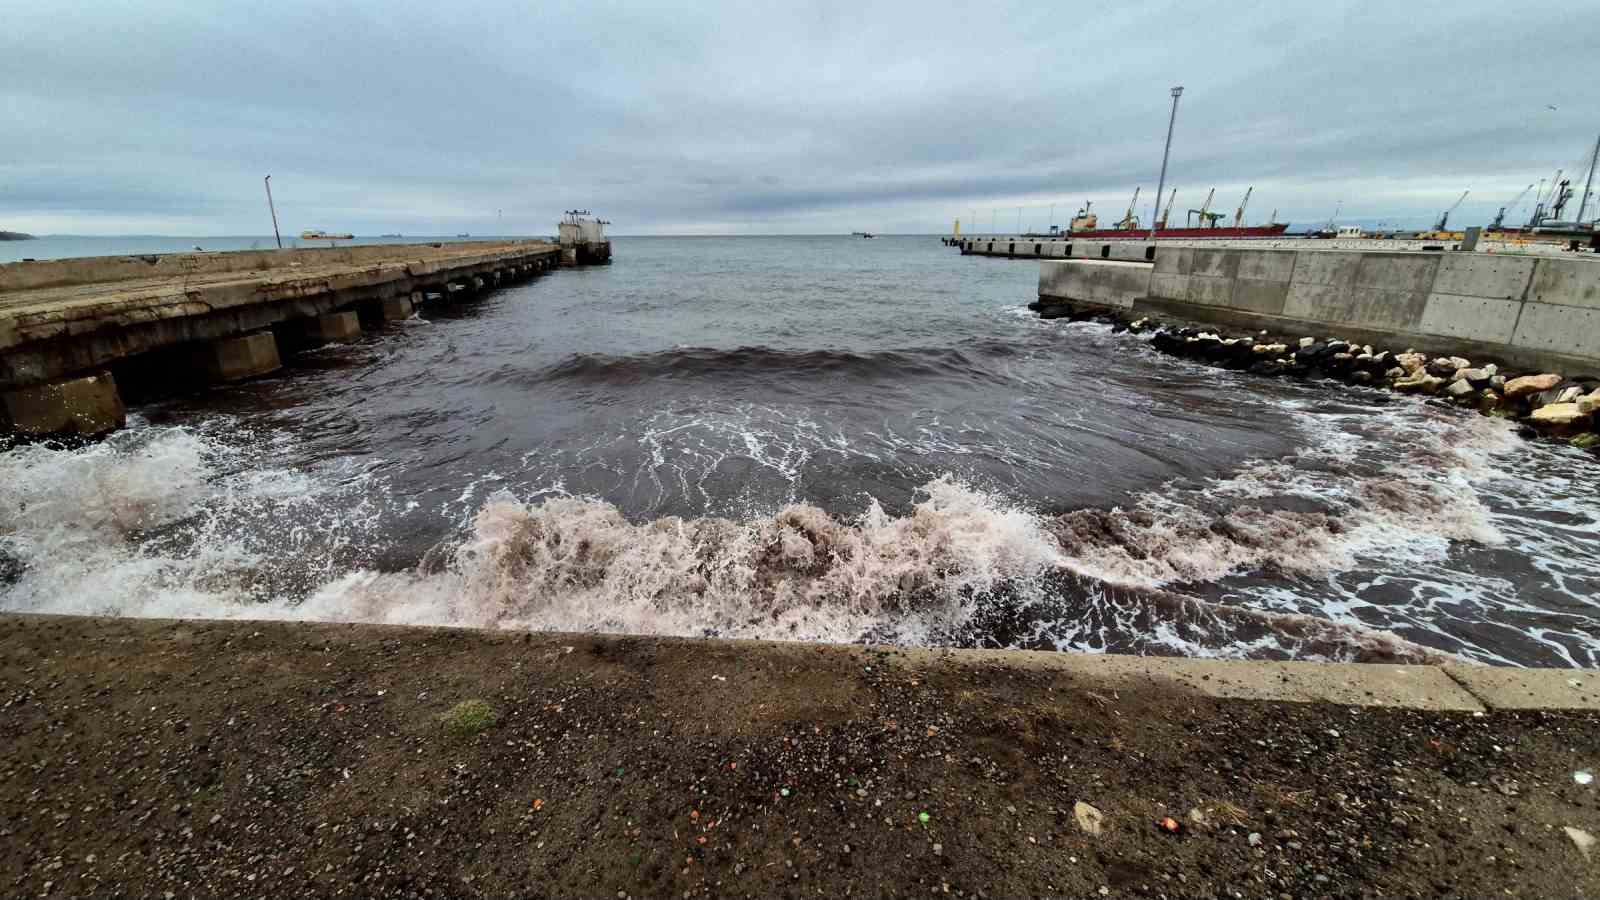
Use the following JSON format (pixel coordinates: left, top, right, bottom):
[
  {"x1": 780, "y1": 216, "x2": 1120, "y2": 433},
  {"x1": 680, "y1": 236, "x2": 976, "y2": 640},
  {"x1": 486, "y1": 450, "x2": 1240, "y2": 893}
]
[
  {"x1": 1031, "y1": 247, "x2": 1600, "y2": 447},
  {"x1": 1036, "y1": 247, "x2": 1600, "y2": 375},
  {"x1": 0, "y1": 240, "x2": 578, "y2": 438}
]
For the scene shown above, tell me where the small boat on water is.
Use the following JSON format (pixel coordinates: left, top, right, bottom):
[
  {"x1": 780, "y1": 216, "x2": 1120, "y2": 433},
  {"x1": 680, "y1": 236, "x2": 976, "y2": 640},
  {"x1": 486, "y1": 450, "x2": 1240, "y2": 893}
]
[
  {"x1": 300, "y1": 230, "x2": 354, "y2": 240},
  {"x1": 851, "y1": 231, "x2": 876, "y2": 239}
]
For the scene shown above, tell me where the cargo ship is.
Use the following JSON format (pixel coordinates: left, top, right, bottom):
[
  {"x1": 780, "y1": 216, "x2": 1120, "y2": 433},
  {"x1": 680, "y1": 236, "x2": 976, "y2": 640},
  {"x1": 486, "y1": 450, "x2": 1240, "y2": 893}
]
[
  {"x1": 1025, "y1": 188, "x2": 1288, "y2": 240},
  {"x1": 300, "y1": 230, "x2": 354, "y2": 240}
]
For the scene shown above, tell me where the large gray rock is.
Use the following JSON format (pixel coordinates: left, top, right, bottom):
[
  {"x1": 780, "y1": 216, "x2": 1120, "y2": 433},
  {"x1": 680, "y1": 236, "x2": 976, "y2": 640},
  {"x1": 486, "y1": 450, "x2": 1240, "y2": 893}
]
[
  {"x1": 1528, "y1": 403, "x2": 1590, "y2": 429},
  {"x1": 1426, "y1": 357, "x2": 1459, "y2": 378},
  {"x1": 1504, "y1": 373, "x2": 1563, "y2": 399},
  {"x1": 1444, "y1": 379, "x2": 1476, "y2": 399},
  {"x1": 1394, "y1": 371, "x2": 1445, "y2": 394},
  {"x1": 1395, "y1": 352, "x2": 1428, "y2": 373}
]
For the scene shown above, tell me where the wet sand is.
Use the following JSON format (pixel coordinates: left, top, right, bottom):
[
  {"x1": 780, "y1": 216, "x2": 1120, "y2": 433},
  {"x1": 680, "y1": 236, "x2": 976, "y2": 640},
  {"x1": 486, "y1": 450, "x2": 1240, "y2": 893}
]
[{"x1": 3, "y1": 614, "x2": 1597, "y2": 898}]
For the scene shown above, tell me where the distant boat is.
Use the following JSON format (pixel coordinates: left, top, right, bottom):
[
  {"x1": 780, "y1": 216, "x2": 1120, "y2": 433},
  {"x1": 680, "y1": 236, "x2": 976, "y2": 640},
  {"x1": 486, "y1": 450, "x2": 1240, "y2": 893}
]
[
  {"x1": 456, "y1": 233, "x2": 471, "y2": 238},
  {"x1": 300, "y1": 230, "x2": 354, "y2": 240},
  {"x1": 379, "y1": 233, "x2": 402, "y2": 238},
  {"x1": 851, "y1": 231, "x2": 876, "y2": 239}
]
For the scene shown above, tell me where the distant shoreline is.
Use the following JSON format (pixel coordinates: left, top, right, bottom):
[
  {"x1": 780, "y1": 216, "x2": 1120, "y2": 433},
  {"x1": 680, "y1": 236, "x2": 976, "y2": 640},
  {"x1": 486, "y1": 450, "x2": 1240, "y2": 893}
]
[{"x1": 0, "y1": 231, "x2": 36, "y2": 241}]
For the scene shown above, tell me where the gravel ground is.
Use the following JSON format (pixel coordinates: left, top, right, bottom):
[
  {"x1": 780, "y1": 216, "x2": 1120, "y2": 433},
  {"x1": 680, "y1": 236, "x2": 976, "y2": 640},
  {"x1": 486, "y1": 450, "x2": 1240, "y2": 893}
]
[{"x1": 2, "y1": 614, "x2": 1597, "y2": 899}]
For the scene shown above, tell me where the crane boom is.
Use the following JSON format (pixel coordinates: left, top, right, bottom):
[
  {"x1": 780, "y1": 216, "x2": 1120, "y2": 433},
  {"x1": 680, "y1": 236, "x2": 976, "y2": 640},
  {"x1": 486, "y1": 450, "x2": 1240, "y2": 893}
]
[
  {"x1": 1491, "y1": 183, "x2": 1534, "y2": 230},
  {"x1": 1187, "y1": 188, "x2": 1218, "y2": 227},
  {"x1": 1157, "y1": 188, "x2": 1177, "y2": 229},
  {"x1": 1233, "y1": 186, "x2": 1253, "y2": 228},
  {"x1": 1434, "y1": 190, "x2": 1469, "y2": 232},
  {"x1": 1119, "y1": 187, "x2": 1141, "y2": 230}
]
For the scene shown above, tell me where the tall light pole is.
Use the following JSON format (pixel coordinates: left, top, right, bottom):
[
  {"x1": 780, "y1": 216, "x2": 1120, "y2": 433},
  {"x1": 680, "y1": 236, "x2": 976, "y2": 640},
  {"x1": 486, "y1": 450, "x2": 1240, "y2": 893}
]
[
  {"x1": 1148, "y1": 86, "x2": 1183, "y2": 244},
  {"x1": 264, "y1": 175, "x2": 282, "y2": 249},
  {"x1": 1576, "y1": 130, "x2": 1600, "y2": 224}
]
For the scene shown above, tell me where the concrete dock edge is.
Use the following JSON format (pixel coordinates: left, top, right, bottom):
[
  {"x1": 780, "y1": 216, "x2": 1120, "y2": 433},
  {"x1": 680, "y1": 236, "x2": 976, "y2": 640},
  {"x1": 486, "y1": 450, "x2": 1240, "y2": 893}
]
[{"x1": 3, "y1": 613, "x2": 1595, "y2": 712}]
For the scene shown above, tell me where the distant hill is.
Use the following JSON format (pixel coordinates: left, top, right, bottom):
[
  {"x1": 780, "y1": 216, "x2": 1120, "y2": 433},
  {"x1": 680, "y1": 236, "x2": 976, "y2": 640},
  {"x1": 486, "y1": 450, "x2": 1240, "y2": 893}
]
[{"x1": 0, "y1": 230, "x2": 37, "y2": 241}]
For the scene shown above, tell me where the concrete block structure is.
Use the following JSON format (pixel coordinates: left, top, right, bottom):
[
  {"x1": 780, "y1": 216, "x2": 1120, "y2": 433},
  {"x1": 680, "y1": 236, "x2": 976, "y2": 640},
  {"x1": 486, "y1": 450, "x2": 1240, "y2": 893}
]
[
  {"x1": 1037, "y1": 259, "x2": 1150, "y2": 310},
  {"x1": 558, "y1": 212, "x2": 612, "y2": 266},
  {"x1": 199, "y1": 331, "x2": 281, "y2": 382},
  {"x1": 1038, "y1": 246, "x2": 1600, "y2": 372},
  {"x1": 299, "y1": 311, "x2": 362, "y2": 345},
  {"x1": 0, "y1": 371, "x2": 124, "y2": 437}
]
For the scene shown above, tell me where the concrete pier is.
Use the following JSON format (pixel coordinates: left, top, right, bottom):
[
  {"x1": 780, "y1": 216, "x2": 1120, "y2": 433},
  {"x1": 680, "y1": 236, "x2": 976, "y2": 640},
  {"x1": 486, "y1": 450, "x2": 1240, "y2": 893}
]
[{"x1": 0, "y1": 240, "x2": 565, "y2": 438}]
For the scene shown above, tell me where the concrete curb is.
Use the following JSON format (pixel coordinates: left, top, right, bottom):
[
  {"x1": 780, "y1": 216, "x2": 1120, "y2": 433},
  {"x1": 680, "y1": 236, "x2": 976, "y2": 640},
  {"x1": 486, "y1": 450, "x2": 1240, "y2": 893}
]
[{"x1": 4, "y1": 612, "x2": 1597, "y2": 713}]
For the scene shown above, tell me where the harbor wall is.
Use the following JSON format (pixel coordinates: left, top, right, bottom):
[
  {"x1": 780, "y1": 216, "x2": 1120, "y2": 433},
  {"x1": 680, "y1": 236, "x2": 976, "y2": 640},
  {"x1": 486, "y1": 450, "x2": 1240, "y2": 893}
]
[{"x1": 1037, "y1": 247, "x2": 1600, "y2": 372}]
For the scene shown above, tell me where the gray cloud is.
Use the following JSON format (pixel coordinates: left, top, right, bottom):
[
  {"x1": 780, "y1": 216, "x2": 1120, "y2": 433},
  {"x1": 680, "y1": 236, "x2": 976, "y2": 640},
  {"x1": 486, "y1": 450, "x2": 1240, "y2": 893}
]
[{"x1": 2, "y1": 0, "x2": 1597, "y2": 234}]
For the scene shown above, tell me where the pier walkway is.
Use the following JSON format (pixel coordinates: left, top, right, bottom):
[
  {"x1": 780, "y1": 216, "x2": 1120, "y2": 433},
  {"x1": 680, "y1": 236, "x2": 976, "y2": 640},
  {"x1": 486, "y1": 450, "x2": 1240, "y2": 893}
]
[{"x1": 0, "y1": 241, "x2": 569, "y2": 437}]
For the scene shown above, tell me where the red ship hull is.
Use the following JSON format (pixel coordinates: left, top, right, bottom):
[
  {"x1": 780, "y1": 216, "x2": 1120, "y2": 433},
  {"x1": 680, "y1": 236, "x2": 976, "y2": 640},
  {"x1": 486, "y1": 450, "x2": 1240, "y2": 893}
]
[{"x1": 1025, "y1": 223, "x2": 1290, "y2": 241}]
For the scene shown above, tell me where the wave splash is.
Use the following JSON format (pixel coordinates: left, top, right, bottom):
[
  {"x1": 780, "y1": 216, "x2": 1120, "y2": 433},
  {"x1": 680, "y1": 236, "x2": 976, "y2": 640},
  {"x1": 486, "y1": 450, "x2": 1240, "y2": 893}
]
[
  {"x1": 0, "y1": 409, "x2": 1519, "y2": 665},
  {"x1": 306, "y1": 476, "x2": 1060, "y2": 644}
]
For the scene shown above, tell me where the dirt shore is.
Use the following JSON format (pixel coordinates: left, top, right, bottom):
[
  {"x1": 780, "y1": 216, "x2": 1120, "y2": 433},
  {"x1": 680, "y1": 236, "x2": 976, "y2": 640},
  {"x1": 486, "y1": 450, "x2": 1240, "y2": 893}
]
[{"x1": 3, "y1": 614, "x2": 1597, "y2": 898}]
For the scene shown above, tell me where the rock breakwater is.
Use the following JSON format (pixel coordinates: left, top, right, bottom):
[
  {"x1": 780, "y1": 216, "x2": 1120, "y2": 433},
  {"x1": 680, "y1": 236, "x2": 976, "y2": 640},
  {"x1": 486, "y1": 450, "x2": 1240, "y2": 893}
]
[{"x1": 1029, "y1": 300, "x2": 1600, "y2": 454}]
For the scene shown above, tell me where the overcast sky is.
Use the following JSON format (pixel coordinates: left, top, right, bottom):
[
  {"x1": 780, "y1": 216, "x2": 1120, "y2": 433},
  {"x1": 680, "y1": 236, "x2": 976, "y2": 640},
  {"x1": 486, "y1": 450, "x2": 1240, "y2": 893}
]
[{"x1": 3, "y1": 1, "x2": 1597, "y2": 235}]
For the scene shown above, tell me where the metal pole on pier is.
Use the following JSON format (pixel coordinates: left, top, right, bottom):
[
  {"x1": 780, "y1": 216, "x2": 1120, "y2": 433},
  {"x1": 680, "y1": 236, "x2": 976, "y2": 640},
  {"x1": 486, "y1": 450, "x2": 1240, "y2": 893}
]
[
  {"x1": 1148, "y1": 86, "x2": 1184, "y2": 244},
  {"x1": 264, "y1": 175, "x2": 282, "y2": 249},
  {"x1": 1576, "y1": 131, "x2": 1600, "y2": 224}
]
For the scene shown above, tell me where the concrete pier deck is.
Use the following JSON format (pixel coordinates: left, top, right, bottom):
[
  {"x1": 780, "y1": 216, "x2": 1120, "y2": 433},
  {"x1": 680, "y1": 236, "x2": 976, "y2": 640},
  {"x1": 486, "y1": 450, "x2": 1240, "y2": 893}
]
[
  {"x1": 2, "y1": 613, "x2": 1597, "y2": 898},
  {"x1": 0, "y1": 241, "x2": 564, "y2": 437}
]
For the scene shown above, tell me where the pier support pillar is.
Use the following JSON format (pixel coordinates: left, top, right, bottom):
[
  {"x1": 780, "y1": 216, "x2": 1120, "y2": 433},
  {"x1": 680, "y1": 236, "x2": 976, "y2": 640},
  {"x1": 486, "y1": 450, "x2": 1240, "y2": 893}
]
[
  {"x1": 360, "y1": 295, "x2": 415, "y2": 326},
  {"x1": 300, "y1": 311, "x2": 361, "y2": 344},
  {"x1": 0, "y1": 371, "x2": 125, "y2": 437},
  {"x1": 199, "y1": 331, "x2": 281, "y2": 381}
]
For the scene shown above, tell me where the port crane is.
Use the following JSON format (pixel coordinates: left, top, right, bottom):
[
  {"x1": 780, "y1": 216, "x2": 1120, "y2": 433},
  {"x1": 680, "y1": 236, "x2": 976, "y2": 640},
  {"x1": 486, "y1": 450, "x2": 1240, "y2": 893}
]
[
  {"x1": 1232, "y1": 186, "x2": 1253, "y2": 228},
  {"x1": 1117, "y1": 187, "x2": 1141, "y2": 230},
  {"x1": 1529, "y1": 170, "x2": 1562, "y2": 228},
  {"x1": 1155, "y1": 189, "x2": 1177, "y2": 229},
  {"x1": 1490, "y1": 184, "x2": 1534, "y2": 230},
  {"x1": 1187, "y1": 188, "x2": 1223, "y2": 228},
  {"x1": 1433, "y1": 190, "x2": 1469, "y2": 232},
  {"x1": 1550, "y1": 180, "x2": 1574, "y2": 221}
]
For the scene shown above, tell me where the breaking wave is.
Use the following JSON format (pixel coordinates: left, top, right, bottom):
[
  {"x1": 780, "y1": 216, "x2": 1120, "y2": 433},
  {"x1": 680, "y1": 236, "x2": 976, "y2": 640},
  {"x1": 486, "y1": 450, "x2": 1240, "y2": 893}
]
[
  {"x1": 1, "y1": 404, "x2": 1527, "y2": 665},
  {"x1": 523, "y1": 342, "x2": 1019, "y2": 387}
]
